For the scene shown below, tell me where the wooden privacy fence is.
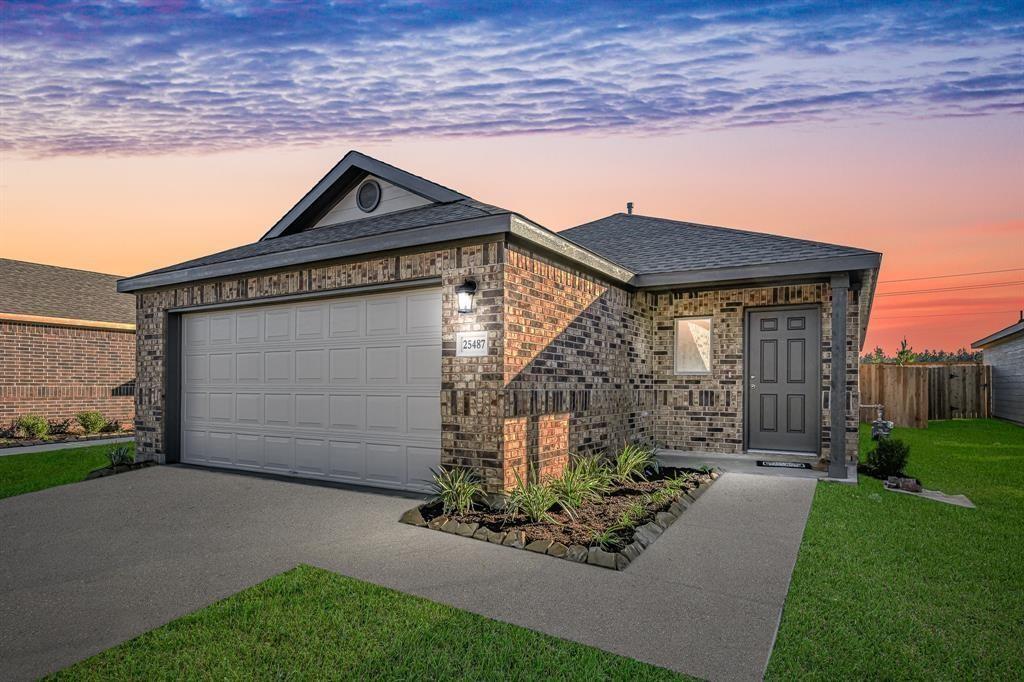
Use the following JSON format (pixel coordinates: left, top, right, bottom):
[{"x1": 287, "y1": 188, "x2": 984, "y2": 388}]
[{"x1": 859, "y1": 363, "x2": 992, "y2": 428}]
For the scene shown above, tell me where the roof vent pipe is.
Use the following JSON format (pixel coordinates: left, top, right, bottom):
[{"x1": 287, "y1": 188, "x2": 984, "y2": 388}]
[{"x1": 626, "y1": 202, "x2": 633, "y2": 215}]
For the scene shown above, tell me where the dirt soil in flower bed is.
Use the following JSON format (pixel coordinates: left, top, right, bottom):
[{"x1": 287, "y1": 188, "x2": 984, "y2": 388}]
[{"x1": 419, "y1": 467, "x2": 709, "y2": 551}]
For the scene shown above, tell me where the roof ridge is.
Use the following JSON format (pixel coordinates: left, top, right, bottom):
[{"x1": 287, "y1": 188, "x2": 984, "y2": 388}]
[
  {"x1": 349, "y1": 150, "x2": 469, "y2": 201},
  {"x1": 565, "y1": 212, "x2": 878, "y2": 255}
]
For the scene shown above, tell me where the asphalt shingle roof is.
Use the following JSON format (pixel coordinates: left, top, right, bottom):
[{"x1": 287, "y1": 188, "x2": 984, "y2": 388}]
[
  {"x1": 560, "y1": 213, "x2": 878, "y2": 275},
  {"x1": 0, "y1": 259, "x2": 135, "y2": 324},
  {"x1": 142, "y1": 199, "x2": 508, "y2": 277}
]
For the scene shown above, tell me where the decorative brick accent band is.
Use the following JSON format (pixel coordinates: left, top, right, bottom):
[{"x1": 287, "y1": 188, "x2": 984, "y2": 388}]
[{"x1": 0, "y1": 320, "x2": 135, "y2": 423}]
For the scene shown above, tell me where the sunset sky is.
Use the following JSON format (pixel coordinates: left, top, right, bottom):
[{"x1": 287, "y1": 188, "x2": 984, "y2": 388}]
[{"x1": 1, "y1": 1, "x2": 1021, "y2": 352}]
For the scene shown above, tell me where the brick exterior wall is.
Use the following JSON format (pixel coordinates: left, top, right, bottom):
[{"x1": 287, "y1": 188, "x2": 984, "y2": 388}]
[
  {"x1": 502, "y1": 244, "x2": 654, "y2": 485},
  {"x1": 0, "y1": 320, "x2": 135, "y2": 425},
  {"x1": 130, "y1": 236, "x2": 862, "y2": 494},
  {"x1": 649, "y1": 284, "x2": 860, "y2": 464}
]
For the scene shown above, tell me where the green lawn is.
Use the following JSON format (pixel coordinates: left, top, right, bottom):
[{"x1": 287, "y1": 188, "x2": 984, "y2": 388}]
[
  {"x1": 767, "y1": 419, "x2": 1024, "y2": 679},
  {"x1": 0, "y1": 442, "x2": 130, "y2": 499},
  {"x1": 52, "y1": 564, "x2": 684, "y2": 681}
]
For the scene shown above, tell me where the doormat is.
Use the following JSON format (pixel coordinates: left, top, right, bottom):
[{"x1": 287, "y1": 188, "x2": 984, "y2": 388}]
[{"x1": 756, "y1": 460, "x2": 813, "y2": 469}]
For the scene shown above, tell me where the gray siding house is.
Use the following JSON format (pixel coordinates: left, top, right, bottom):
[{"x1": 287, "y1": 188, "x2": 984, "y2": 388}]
[
  {"x1": 117, "y1": 151, "x2": 881, "y2": 494},
  {"x1": 973, "y1": 317, "x2": 1024, "y2": 425}
]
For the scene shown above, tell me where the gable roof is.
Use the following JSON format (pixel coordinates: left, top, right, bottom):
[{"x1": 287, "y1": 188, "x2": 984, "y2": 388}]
[
  {"x1": 261, "y1": 150, "x2": 469, "y2": 239},
  {"x1": 972, "y1": 318, "x2": 1024, "y2": 349},
  {"x1": 560, "y1": 213, "x2": 881, "y2": 286},
  {"x1": 118, "y1": 151, "x2": 880, "y2": 301},
  {"x1": 0, "y1": 259, "x2": 135, "y2": 327}
]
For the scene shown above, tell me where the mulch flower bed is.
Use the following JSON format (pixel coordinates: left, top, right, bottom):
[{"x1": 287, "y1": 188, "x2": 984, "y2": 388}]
[
  {"x1": 400, "y1": 467, "x2": 719, "y2": 571},
  {"x1": 0, "y1": 431, "x2": 134, "y2": 449}
]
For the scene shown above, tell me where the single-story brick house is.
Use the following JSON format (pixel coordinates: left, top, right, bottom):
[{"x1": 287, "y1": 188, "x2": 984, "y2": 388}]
[
  {"x1": 0, "y1": 259, "x2": 136, "y2": 425},
  {"x1": 118, "y1": 151, "x2": 880, "y2": 494}
]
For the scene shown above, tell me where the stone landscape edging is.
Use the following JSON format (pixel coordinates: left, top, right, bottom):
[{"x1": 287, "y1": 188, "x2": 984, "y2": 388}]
[
  {"x1": 399, "y1": 473, "x2": 719, "y2": 570},
  {"x1": 0, "y1": 431, "x2": 135, "y2": 450}
]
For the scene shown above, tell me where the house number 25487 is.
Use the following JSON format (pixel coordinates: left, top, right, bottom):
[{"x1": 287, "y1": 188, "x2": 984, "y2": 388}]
[{"x1": 456, "y1": 331, "x2": 488, "y2": 357}]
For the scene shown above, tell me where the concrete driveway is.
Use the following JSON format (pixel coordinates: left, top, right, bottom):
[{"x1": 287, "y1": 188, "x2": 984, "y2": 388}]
[{"x1": 0, "y1": 466, "x2": 816, "y2": 681}]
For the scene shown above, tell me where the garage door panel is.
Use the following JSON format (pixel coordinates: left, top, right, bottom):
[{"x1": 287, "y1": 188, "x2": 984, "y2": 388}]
[
  {"x1": 185, "y1": 392, "x2": 209, "y2": 421},
  {"x1": 234, "y1": 434, "x2": 263, "y2": 467},
  {"x1": 209, "y1": 315, "x2": 234, "y2": 345},
  {"x1": 207, "y1": 431, "x2": 235, "y2": 464},
  {"x1": 264, "y1": 394, "x2": 292, "y2": 426},
  {"x1": 329, "y1": 301, "x2": 363, "y2": 337},
  {"x1": 295, "y1": 438, "x2": 327, "y2": 475},
  {"x1": 181, "y1": 288, "x2": 440, "y2": 492},
  {"x1": 329, "y1": 348, "x2": 363, "y2": 383},
  {"x1": 329, "y1": 394, "x2": 364, "y2": 430},
  {"x1": 209, "y1": 353, "x2": 234, "y2": 382},
  {"x1": 236, "y1": 312, "x2": 261, "y2": 342},
  {"x1": 366, "y1": 346, "x2": 402, "y2": 382},
  {"x1": 185, "y1": 317, "x2": 209, "y2": 346},
  {"x1": 407, "y1": 396, "x2": 441, "y2": 434},
  {"x1": 264, "y1": 351, "x2": 292, "y2": 382},
  {"x1": 406, "y1": 345, "x2": 441, "y2": 384},
  {"x1": 366, "y1": 395, "x2": 403, "y2": 432},
  {"x1": 328, "y1": 440, "x2": 364, "y2": 480},
  {"x1": 366, "y1": 297, "x2": 403, "y2": 336},
  {"x1": 406, "y1": 291, "x2": 442, "y2": 334},
  {"x1": 295, "y1": 349, "x2": 325, "y2": 383},
  {"x1": 186, "y1": 355, "x2": 209, "y2": 382},
  {"x1": 236, "y1": 352, "x2": 262, "y2": 382},
  {"x1": 209, "y1": 393, "x2": 234, "y2": 422},
  {"x1": 183, "y1": 429, "x2": 207, "y2": 462},
  {"x1": 295, "y1": 394, "x2": 327, "y2": 428},
  {"x1": 407, "y1": 446, "x2": 439, "y2": 491},
  {"x1": 265, "y1": 310, "x2": 292, "y2": 341},
  {"x1": 295, "y1": 305, "x2": 324, "y2": 340},
  {"x1": 264, "y1": 436, "x2": 293, "y2": 471},
  {"x1": 236, "y1": 393, "x2": 262, "y2": 424},
  {"x1": 366, "y1": 442, "x2": 403, "y2": 484}
]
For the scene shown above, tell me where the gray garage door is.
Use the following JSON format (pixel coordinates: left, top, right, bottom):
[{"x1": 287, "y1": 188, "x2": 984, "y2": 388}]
[{"x1": 180, "y1": 288, "x2": 442, "y2": 492}]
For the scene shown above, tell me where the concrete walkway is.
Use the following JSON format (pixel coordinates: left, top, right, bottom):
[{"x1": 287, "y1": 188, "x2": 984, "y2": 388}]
[
  {"x1": 0, "y1": 436, "x2": 133, "y2": 457},
  {"x1": 0, "y1": 466, "x2": 816, "y2": 681}
]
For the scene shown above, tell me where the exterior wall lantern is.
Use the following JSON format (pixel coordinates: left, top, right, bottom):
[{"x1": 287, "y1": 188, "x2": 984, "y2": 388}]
[{"x1": 455, "y1": 279, "x2": 477, "y2": 313}]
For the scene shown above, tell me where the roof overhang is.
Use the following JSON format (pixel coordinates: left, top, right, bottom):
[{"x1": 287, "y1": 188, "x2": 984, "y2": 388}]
[
  {"x1": 972, "y1": 319, "x2": 1024, "y2": 349},
  {"x1": 260, "y1": 151, "x2": 467, "y2": 240},
  {"x1": 630, "y1": 253, "x2": 882, "y2": 289},
  {"x1": 118, "y1": 213, "x2": 634, "y2": 293}
]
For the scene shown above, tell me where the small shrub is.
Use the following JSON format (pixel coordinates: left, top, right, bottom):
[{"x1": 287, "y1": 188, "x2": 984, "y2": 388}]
[
  {"x1": 571, "y1": 454, "x2": 614, "y2": 489},
  {"x1": 47, "y1": 418, "x2": 73, "y2": 436},
  {"x1": 100, "y1": 419, "x2": 121, "y2": 434},
  {"x1": 76, "y1": 411, "x2": 106, "y2": 434},
  {"x1": 0, "y1": 421, "x2": 17, "y2": 439},
  {"x1": 866, "y1": 438, "x2": 910, "y2": 478},
  {"x1": 550, "y1": 458, "x2": 610, "y2": 512},
  {"x1": 611, "y1": 444, "x2": 658, "y2": 484},
  {"x1": 430, "y1": 466, "x2": 483, "y2": 516},
  {"x1": 107, "y1": 445, "x2": 134, "y2": 467},
  {"x1": 16, "y1": 414, "x2": 49, "y2": 439},
  {"x1": 506, "y1": 470, "x2": 558, "y2": 524}
]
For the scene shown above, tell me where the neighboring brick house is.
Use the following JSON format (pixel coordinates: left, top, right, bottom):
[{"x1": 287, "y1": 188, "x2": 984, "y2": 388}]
[
  {"x1": 0, "y1": 259, "x2": 136, "y2": 425},
  {"x1": 118, "y1": 151, "x2": 880, "y2": 494}
]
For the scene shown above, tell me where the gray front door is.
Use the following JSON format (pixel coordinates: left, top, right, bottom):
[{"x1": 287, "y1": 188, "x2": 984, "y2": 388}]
[{"x1": 746, "y1": 307, "x2": 820, "y2": 453}]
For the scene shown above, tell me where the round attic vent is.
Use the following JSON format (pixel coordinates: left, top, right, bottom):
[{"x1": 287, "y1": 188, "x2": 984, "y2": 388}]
[{"x1": 356, "y1": 179, "x2": 381, "y2": 213}]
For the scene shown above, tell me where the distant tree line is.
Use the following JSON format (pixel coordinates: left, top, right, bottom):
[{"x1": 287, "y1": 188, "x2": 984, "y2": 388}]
[{"x1": 860, "y1": 337, "x2": 981, "y2": 365}]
